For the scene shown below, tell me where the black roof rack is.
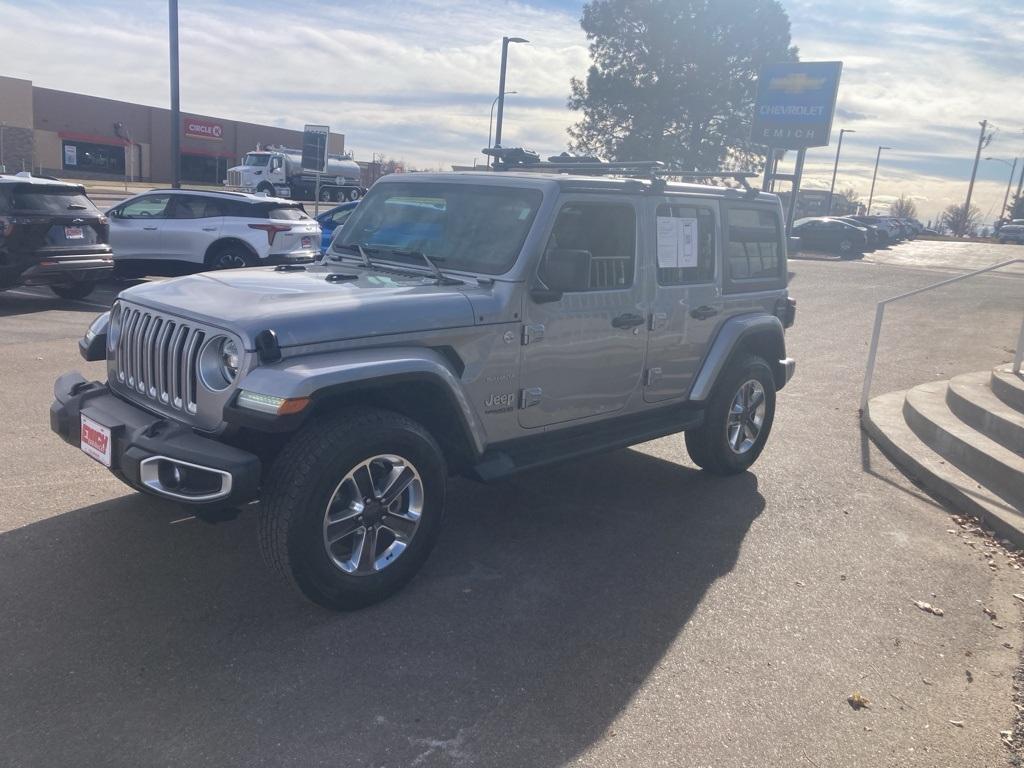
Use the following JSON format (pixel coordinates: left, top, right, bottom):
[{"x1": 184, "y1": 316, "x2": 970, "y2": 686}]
[{"x1": 483, "y1": 147, "x2": 759, "y2": 192}]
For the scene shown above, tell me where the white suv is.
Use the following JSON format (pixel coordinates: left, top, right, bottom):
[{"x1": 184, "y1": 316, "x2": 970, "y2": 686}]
[{"x1": 108, "y1": 189, "x2": 320, "y2": 276}]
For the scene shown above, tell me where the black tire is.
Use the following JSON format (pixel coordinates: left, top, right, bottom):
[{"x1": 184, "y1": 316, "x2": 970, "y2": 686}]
[
  {"x1": 205, "y1": 243, "x2": 254, "y2": 270},
  {"x1": 259, "y1": 407, "x2": 447, "y2": 610},
  {"x1": 837, "y1": 239, "x2": 859, "y2": 259},
  {"x1": 319, "y1": 187, "x2": 333, "y2": 202},
  {"x1": 49, "y1": 281, "x2": 96, "y2": 300},
  {"x1": 685, "y1": 354, "x2": 776, "y2": 475},
  {"x1": 256, "y1": 183, "x2": 274, "y2": 196},
  {"x1": 347, "y1": 189, "x2": 362, "y2": 202}
]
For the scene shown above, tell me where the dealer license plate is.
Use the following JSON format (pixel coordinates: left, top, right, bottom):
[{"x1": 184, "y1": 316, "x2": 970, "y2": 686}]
[
  {"x1": 64, "y1": 226, "x2": 84, "y2": 240},
  {"x1": 80, "y1": 414, "x2": 112, "y2": 467}
]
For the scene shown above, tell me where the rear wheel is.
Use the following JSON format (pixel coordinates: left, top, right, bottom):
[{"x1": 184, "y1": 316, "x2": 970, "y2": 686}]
[
  {"x1": 319, "y1": 187, "x2": 333, "y2": 202},
  {"x1": 50, "y1": 281, "x2": 96, "y2": 300},
  {"x1": 347, "y1": 189, "x2": 362, "y2": 202},
  {"x1": 686, "y1": 354, "x2": 776, "y2": 475},
  {"x1": 259, "y1": 407, "x2": 447, "y2": 610},
  {"x1": 205, "y1": 243, "x2": 254, "y2": 270}
]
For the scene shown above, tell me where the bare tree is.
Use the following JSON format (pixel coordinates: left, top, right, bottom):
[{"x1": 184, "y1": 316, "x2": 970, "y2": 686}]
[
  {"x1": 940, "y1": 202, "x2": 981, "y2": 237},
  {"x1": 889, "y1": 195, "x2": 918, "y2": 219}
]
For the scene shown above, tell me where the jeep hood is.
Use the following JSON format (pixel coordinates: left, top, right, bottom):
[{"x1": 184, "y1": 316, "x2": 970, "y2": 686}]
[{"x1": 119, "y1": 265, "x2": 477, "y2": 348}]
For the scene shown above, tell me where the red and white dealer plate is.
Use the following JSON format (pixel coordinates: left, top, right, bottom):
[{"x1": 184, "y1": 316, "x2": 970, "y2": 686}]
[{"x1": 80, "y1": 414, "x2": 112, "y2": 467}]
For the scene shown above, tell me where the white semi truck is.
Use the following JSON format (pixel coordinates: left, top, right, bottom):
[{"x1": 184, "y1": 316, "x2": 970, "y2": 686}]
[{"x1": 225, "y1": 146, "x2": 365, "y2": 202}]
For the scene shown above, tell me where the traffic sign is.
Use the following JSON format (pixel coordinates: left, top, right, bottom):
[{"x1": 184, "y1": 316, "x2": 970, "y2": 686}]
[
  {"x1": 751, "y1": 62, "x2": 843, "y2": 149},
  {"x1": 302, "y1": 124, "x2": 329, "y2": 172}
]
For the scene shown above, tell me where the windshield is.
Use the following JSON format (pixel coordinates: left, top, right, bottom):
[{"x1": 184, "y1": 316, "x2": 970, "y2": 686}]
[
  {"x1": 3, "y1": 184, "x2": 101, "y2": 215},
  {"x1": 335, "y1": 182, "x2": 543, "y2": 275},
  {"x1": 243, "y1": 153, "x2": 271, "y2": 167}
]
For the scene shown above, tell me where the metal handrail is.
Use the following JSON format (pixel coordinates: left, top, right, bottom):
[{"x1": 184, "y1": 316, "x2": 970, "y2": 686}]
[{"x1": 860, "y1": 258, "x2": 1024, "y2": 413}]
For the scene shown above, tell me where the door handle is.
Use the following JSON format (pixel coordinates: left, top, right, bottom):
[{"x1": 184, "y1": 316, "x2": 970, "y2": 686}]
[
  {"x1": 202, "y1": 227, "x2": 217, "y2": 232},
  {"x1": 611, "y1": 312, "x2": 645, "y2": 329},
  {"x1": 142, "y1": 226, "x2": 158, "y2": 231},
  {"x1": 689, "y1": 305, "x2": 719, "y2": 320}
]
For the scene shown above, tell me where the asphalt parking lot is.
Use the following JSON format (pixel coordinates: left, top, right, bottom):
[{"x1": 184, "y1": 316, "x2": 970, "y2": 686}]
[{"x1": 2, "y1": 241, "x2": 1023, "y2": 767}]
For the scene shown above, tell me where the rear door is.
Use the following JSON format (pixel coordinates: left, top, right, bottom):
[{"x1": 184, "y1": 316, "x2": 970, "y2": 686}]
[
  {"x1": 161, "y1": 195, "x2": 223, "y2": 263},
  {"x1": 518, "y1": 196, "x2": 647, "y2": 428},
  {"x1": 109, "y1": 194, "x2": 171, "y2": 261},
  {"x1": 643, "y1": 196, "x2": 723, "y2": 403}
]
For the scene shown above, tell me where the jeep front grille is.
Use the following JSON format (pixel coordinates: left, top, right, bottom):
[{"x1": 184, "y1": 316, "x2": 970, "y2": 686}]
[{"x1": 115, "y1": 306, "x2": 204, "y2": 414}]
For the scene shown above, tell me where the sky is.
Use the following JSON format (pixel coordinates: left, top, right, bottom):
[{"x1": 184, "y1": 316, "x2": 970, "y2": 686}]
[{"x1": 2, "y1": 0, "x2": 1022, "y2": 222}]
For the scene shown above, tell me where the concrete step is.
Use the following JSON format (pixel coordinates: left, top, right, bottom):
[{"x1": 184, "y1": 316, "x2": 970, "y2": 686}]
[
  {"x1": 904, "y1": 380, "x2": 1024, "y2": 511},
  {"x1": 992, "y1": 366, "x2": 1024, "y2": 412},
  {"x1": 864, "y1": 390, "x2": 1024, "y2": 545},
  {"x1": 947, "y1": 370, "x2": 1024, "y2": 457}
]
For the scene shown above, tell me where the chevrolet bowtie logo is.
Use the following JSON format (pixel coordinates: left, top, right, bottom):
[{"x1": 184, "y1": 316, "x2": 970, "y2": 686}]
[{"x1": 769, "y1": 73, "x2": 826, "y2": 94}]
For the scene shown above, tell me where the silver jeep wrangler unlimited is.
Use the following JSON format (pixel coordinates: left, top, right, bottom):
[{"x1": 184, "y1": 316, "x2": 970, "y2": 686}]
[{"x1": 51, "y1": 161, "x2": 795, "y2": 609}]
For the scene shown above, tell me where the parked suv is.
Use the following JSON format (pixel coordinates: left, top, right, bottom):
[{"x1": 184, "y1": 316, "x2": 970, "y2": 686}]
[
  {"x1": 0, "y1": 173, "x2": 112, "y2": 299},
  {"x1": 998, "y1": 220, "x2": 1024, "y2": 245},
  {"x1": 51, "y1": 165, "x2": 796, "y2": 609},
  {"x1": 108, "y1": 189, "x2": 320, "y2": 277}
]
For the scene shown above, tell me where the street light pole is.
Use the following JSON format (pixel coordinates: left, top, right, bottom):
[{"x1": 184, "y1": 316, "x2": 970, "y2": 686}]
[
  {"x1": 826, "y1": 128, "x2": 855, "y2": 215},
  {"x1": 169, "y1": 0, "x2": 181, "y2": 189},
  {"x1": 487, "y1": 91, "x2": 516, "y2": 156},
  {"x1": 492, "y1": 36, "x2": 528, "y2": 167},
  {"x1": 867, "y1": 146, "x2": 891, "y2": 215}
]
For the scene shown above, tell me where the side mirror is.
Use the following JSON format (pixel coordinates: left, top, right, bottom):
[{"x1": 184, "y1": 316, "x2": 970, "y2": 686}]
[
  {"x1": 107, "y1": 208, "x2": 120, "y2": 219},
  {"x1": 531, "y1": 248, "x2": 592, "y2": 303}
]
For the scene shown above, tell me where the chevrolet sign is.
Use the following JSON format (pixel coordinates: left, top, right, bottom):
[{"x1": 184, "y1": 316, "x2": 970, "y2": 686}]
[{"x1": 751, "y1": 62, "x2": 842, "y2": 149}]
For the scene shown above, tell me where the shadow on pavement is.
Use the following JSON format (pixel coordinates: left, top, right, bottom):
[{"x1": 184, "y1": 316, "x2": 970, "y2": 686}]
[
  {"x1": 0, "y1": 448, "x2": 763, "y2": 768},
  {"x1": 0, "y1": 290, "x2": 111, "y2": 317}
]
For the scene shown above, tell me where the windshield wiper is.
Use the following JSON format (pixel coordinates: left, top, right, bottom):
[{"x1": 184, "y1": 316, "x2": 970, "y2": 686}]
[
  {"x1": 329, "y1": 242, "x2": 374, "y2": 269},
  {"x1": 372, "y1": 247, "x2": 463, "y2": 284}
]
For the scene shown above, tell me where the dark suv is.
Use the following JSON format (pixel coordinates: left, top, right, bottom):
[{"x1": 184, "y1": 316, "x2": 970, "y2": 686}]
[{"x1": 0, "y1": 174, "x2": 113, "y2": 299}]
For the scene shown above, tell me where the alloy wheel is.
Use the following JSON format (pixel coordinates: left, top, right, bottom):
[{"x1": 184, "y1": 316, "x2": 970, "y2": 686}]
[
  {"x1": 726, "y1": 379, "x2": 766, "y2": 454},
  {"x1": 322, "y1": 454, "x2": 424, "y2": 575}
]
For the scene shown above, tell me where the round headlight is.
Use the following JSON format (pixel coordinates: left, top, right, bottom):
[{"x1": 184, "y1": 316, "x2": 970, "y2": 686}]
[
  {"x1": 220, "y1": 338, "x2": 240, "y2": 380},
  {"x1": 199, "y1": 335, "x2": 241, "y2": 391}
]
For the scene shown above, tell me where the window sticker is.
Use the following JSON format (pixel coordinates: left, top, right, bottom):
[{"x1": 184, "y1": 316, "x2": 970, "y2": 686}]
[{"x1": 656, "y1": 216, "x2": 699, "y2": 268}]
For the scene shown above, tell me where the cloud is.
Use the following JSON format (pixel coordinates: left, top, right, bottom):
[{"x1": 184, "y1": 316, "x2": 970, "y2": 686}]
[{"x1": 1, "y1": 0, "x2": 1020, "y2": 217}]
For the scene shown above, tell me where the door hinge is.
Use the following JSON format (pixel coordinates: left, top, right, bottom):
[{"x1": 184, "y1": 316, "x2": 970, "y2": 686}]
[
  {"x1": 522, "y1": 323, "x2": 545, "y2": 345},
  {"x1": 519, "y1": 387, "x2": 542, "y2": 409},
  {"x1": 645, "y1": 367, "x2": 663, "y2": 386}
]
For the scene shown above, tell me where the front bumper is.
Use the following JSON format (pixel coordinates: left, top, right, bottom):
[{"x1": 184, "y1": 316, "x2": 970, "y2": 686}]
[{"x1": 50, "y1": 372, "x2": 261, "y2": 506}]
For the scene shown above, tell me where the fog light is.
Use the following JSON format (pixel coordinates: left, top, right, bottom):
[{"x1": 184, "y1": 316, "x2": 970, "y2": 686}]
[{"x1": 159, "y1": 461, "x2": 184, "y2": 489}]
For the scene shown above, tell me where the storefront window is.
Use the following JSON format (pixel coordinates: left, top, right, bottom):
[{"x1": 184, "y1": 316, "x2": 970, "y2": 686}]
[
  {"x1": 62, "y1": 140, "x2": 125, "y2": 175},
  {"x1": 181, "y1": 154, "x2": 229, "y2": 184}
]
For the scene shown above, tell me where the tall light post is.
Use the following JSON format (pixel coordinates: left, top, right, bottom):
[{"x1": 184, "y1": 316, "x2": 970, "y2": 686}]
[
  {"x1": 169, "y1": 0, "x2": 181, "y2": 188},
  {"x1": 487, "y1": 91, "x2": 516, "y2": 156},
  {"x1": 826, "y1": 128, "x2": 855, "y2": 215},
  {"x1": 492, "y1": 36, "x2": 528, "y2": 167},
  {"x1": 986, "y1": 156, "x2": 1018, "y2": 221},
  {"x1": 866, "y1": 145, "x2": 891, "y2": 215},
  {"x1": 964, "y1": 120, "x2": 992, "y2": 220}
]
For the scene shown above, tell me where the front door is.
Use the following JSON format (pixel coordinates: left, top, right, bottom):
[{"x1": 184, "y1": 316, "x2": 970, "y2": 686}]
[
  {"x1": 518, "y1": 197, "x2": 647, "y2": 429},
  {"x1": 644, "y1": 197, "x2": 723, "y2": 403},
  {"x1": 109, "y1": 194, "x2": 171, "y2": 261}
]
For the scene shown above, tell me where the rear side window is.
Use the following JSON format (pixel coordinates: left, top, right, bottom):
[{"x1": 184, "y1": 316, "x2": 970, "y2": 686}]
[
  {"x1": 267, "y1": 206, "x2": 310, "y2": 221},
  {"x1": 723, "y1": 206, "x2": 784, "y2": 292},
  {"x1": 655, "y1": 203, "x2": 716, "y2": 285},
  {"x1": 6, "y1": 184, "x2": 100, "y2": 215},
  {"x1": 170, "y1": 195, "x2": 223, "y2": 219}
]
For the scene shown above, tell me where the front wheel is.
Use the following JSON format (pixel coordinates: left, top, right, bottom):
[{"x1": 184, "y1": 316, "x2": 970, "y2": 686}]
[
  {"x1": 685, "y1": 354, "x2": 776, "y2": 475},
  {"x1": 259, "y1": 407, "x2": 447, "y2": 610},
  {"x1": 50, "y1": 281, "x2": 96, "y2": 300}
]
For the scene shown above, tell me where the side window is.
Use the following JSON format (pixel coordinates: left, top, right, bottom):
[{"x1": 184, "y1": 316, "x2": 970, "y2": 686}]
[
  {"x1": 656, "y1": 203, "x2": 716, "y2": 285},
  {"x1": 724, "y1": 206, "x2": 783, "y2": 287},
  {"x1": 120, "y1": 195, "x2": 171, "y2": 219},
  {"x1": 540, "y1": 202, "x2": 636, "y2": 291},
  {"x1": 169, "y1": 195, "x2": 208, "y2": 219},
  {"x1": 332, "y1": 208, "x2": 355, "y2": 226}
]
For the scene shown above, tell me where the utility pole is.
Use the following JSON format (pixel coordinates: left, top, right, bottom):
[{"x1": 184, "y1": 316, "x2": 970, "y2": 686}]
[
  {"x1": 827, "y1": 128, "x2": 855, "y2": 214},
  {"x1": 1014, "y1": 160, "x2": 1024, "y2": 218},
  {"x1": 169, "y1": 0, "x2": 181, "y2": 188},
  {"x1": 867, "y1": 146, "x2": 891, "y2": 215},
  {"x1": 963, "y1": 119, "x2": 991, "y2": 219}
]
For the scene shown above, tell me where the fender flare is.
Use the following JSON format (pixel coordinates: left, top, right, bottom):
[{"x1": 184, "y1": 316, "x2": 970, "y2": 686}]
[
  {"x1": 236, "y1": 346, "x2": 486, "y2": 456},
  {"x1": 687, "y1": 314, "x2": 786, "y2": 402}
]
